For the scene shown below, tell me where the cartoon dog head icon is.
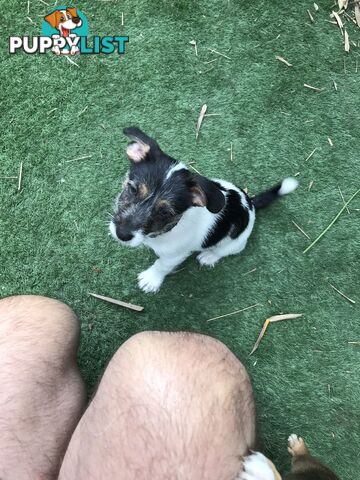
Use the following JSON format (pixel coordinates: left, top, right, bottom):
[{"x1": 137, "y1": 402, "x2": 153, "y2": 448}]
[{"x1": 44, "y1": 8, "x2": 82, "y2": 37}]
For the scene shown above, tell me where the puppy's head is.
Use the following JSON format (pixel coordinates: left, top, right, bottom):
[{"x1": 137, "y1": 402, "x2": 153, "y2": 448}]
[
  {"x1": 109, "y1": 127, "x2": 225, "y2": 247},
  {"x1": 44, "y1": 8, "x2": 82, "y2": 34}
]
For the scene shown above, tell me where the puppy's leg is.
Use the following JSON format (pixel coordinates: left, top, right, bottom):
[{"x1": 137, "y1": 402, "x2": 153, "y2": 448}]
[
  {"x1": 138, "y1": 253, "x2": 190, "y2": 293},
  {"x1": 286, "y1": 434, "x2": 338, "y2": 480},
  {"x1": 197, "y1": 237, "x2": 248, "y2": 267},
  {"x1": 237, "y1": 452, "x2": 282, "y2": 480},
  {"x1": 287, "y1": 434, "x2": 309, "y2": 457}
]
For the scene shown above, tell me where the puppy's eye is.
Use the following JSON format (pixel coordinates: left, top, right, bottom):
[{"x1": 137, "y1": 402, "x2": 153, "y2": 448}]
[
  {"x1": 60, "y1": 16, "x2": 65, "y2": 21},
  {"x1": 127, "y1": 181, "x2": 137, "y2": 194},
  {"x1": 156, "y1": 201, "x2": 173, "y2": 217}
]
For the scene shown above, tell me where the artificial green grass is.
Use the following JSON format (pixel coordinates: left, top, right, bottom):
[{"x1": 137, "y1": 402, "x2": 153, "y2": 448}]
[{"x1": 1, "y1": 0, "x2": 359, "y2": 477}]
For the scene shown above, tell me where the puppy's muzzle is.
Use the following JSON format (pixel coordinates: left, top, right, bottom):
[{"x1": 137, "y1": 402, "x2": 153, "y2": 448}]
[
  {"x1": 115, "y1": 225, "x2": 134, "y2": 242},
  {"x1": 72, "y1": 16, "x2": 81, "y2": 25}
]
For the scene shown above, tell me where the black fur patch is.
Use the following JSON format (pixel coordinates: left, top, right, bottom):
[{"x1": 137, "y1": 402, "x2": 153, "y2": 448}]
[
  {"x1": 202, "y1": 188, "x2": 250, "y2": 248},
  {"x1": 251, "y1": 182, "x2": 282, "y2": 209}
]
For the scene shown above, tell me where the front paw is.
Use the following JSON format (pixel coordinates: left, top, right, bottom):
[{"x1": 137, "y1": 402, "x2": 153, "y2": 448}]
[
  {"x1": 238, "y1": 452, "x2": 278, "y2": 480},
  {"x1": 288, "y1": 434, "x2": 308, "y2": 457},
  {"x1": 138, "y1": 268, "x2": 164, "y2": 293},
  {"x1": 197, "y1": 250, "x2": 220, "y2": 267}
]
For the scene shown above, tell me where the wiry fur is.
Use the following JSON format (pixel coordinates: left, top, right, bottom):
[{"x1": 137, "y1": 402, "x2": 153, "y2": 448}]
[{"x1": 110, "y1": 127, "x2": 298, "y2": 293}]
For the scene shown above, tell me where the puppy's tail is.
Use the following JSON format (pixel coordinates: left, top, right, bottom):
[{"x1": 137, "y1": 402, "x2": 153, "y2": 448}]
[{"x1": 251, "y1": 177, "x2": 298, "y2": 210}]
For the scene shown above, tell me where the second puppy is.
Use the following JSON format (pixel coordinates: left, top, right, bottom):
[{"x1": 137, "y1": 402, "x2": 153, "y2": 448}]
[{"x1": 110, "y1": 127, "x2": 298, "y2": 293}]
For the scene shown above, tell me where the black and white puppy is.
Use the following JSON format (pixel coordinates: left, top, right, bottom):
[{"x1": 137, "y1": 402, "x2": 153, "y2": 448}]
[{"x1": 109, "y1": 127, "x2": 298, "y2": 293}]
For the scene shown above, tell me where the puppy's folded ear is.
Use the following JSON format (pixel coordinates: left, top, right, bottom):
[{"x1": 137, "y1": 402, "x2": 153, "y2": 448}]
[
  {"x1": 123, "y1": 127, "x2": 160, "y2": 150},
  {"x1": 123, "y1": 127, "x2": 162, "y2": 163},
  {"x1": 44, "y1": 11, "x2": 58, "y2": 28},
  {"x1": 190, "y1": 174, "x2": 225, "y2": 213},
  {"x1": 126, "y1": 141, "x2": 150, "y2": 163}
]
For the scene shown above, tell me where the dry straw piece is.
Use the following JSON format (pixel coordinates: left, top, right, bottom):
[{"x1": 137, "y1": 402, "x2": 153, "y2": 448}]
[
  {"x1": 338, "y1": 0, "x2": 349, "y2": 10},
  {"x1": 17, "y1": 162, "x2": 23, "y2": 191},
  {"x1": 344, "y1": 30, "x2": 350, "y2": 52},
  {"x1": 66, "y1": 155, "x2": 92, "y2": 163},
  {"x1": 332, "y1": 10, "x2": 344, "y2": 30},
  {"x1": 304, "y1": 84, "x2": 323, "y2": 92},
  {"x1": 330, "y1": 284, "x2": 356, "y2": 304},
  {"x1": 292, "y1": 220, "x2": 311, "y2": 240},
  {"x1": 338, "y1": 186, "x2": 350, "y2": 214},
  {"x1": 303, "y1": 189, "x2": 360, "y2": 254},
  {"x1": 243, "y1": 268, "x2": 257, "y2": 276},
  {"x1": 304, "y1": 148, "x2": 317, "y2": 162},
  {"x1": 208, "y1": 48, "x2": 231, "y2": 60},
  {"x1": 89, "y1": 292, "x2": 144, "y2": 312},
  {"x1": 207, "y1": 303, "x2": 261, "y2": 322},
  {"x1": 250, "y1": 314, "x2": 303, "y2": 355},
  {"x1": 275, "y1": 55, "x2": 292, "y2": 67},
  {"x1": 355, "y1": 4, "x2": 360, "y2": 27},
  {"x1": 196, "y1": 104, "x2": 207, "y2": 139},
  {"x1": 189, "y1": 40, "x2": 198, "y2": 56}
]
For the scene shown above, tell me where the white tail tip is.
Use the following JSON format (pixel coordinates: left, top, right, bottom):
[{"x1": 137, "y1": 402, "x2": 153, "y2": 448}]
[{"x1": 279, "y1": 177, "x2": 299, "y2": 196}]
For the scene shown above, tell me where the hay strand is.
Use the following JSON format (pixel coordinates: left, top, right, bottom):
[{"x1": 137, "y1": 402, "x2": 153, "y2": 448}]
[
  {"x1": 344, "y1": 29, "x2": 350, "y2": 52},
  {"x1": 338, "y1": 186, "x2": 350, "y2": 214},
  {"x1": 189, "y1": 40, "x2": 198, "y2": 56},
  {"x1": 304, "y1": 84, "x2": 323, "y2": 92},
  {"x1": 207, "y1": 303, "x2": 261, "y2": 322},
  {"x1": 196, "y1": 104, "x2": 207, "y2": 139},
  {"x1": 65, "y1": 155, "x2": 92, "y2": 163},
  {"x1": 268, "y1": 313, "x2": 303, "y2": 323},
  {"x1": 89, "y1": 292, "x2": 144, "y2": 312},
  {"x1": 250, "y1": 314, "x2": 303, "y2": 355},
  {"x1": 304, "y1": 148, "x2": 317, "y2": 162},
  {"x1": 250, "y1": 319, "x2": 270, "y2": 355},
  {"x1": 303, "y1": 189, "x2": 360, "y2": 253},
  {"x1": 330, "y1": 284, "x2": 355, "y2": 304},
  {"x1": 17, "y1": 162, "x2": 23, "y2": 191},
  {"x1": 332, "y1": 10, "x2": 344, "y2": 30},
  {"x1": 355, "y1": 3, "x2": 360, "y2": 27},
  {"x1": 275, "y1": 55, "x2": 292, "y2": 67},
  {"x1": 292, "y1": 220, "x2": 311, "y2": 240},
  {"x1": 208, "y1": 48, "x2": 231, "y2": 60}
]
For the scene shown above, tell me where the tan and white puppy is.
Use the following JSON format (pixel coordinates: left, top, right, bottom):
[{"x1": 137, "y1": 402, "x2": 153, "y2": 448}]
[
  {"x1": 237, "y1": 435, "x2": 339, "y2": 480},
  {"x1": 44, "y1": 8, "x2": 82, "y2": 55}
]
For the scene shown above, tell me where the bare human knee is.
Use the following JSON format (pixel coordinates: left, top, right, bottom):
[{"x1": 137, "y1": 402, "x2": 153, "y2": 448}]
[
  {"x1": 0, "y1": 294, "x2": 80, "y2": 364},
  {"x1": 0, "y1": 295, "x2": 85, "y2": 480},
  {"x1": 60, "y1": 331, "x2": 255, "y2": 480}
]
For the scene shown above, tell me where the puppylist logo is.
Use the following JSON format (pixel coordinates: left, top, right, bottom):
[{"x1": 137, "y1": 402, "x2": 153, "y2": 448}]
[{"x1": 9, "y1": 6, "x2": 129, "y2": 56}]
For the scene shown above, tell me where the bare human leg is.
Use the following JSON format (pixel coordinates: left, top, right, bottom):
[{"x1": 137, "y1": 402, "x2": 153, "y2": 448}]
[
  {"x1": 0, "y1": 295, "x2": 86, "y2": 480},
  {"x1": 59, "y1": 331, "x2": 256, "y2": 480}
]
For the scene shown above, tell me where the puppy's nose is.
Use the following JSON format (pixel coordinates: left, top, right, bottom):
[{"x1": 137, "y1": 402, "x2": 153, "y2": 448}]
[
  {"x1": 116, "y1": 225, "x2": 134, "y2": 242},
  {"x1": 72, "y1": 16, "x2": 81, "y2": 24}
]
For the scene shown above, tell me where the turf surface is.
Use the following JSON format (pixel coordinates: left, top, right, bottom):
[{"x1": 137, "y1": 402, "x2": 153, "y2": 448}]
[{"x1": 1, "y1": 0, "x2": 359, "y2": 477}]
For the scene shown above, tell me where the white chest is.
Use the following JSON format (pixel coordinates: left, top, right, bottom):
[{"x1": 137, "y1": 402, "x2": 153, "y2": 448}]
[{"x1": 143, "y1": 207, "x2": 218, "y2": 257}]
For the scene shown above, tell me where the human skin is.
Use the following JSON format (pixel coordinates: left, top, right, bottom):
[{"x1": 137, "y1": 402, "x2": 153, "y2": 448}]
[
  {"x1": 0, "y1": 295, "x2": 256, "y2": 480},
  {"x1": 0, "y1": 295, "x2": 86, "y2": 480},
  {"x1": 59, "y1": 331, "x2": 256, "y2": 480}
]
